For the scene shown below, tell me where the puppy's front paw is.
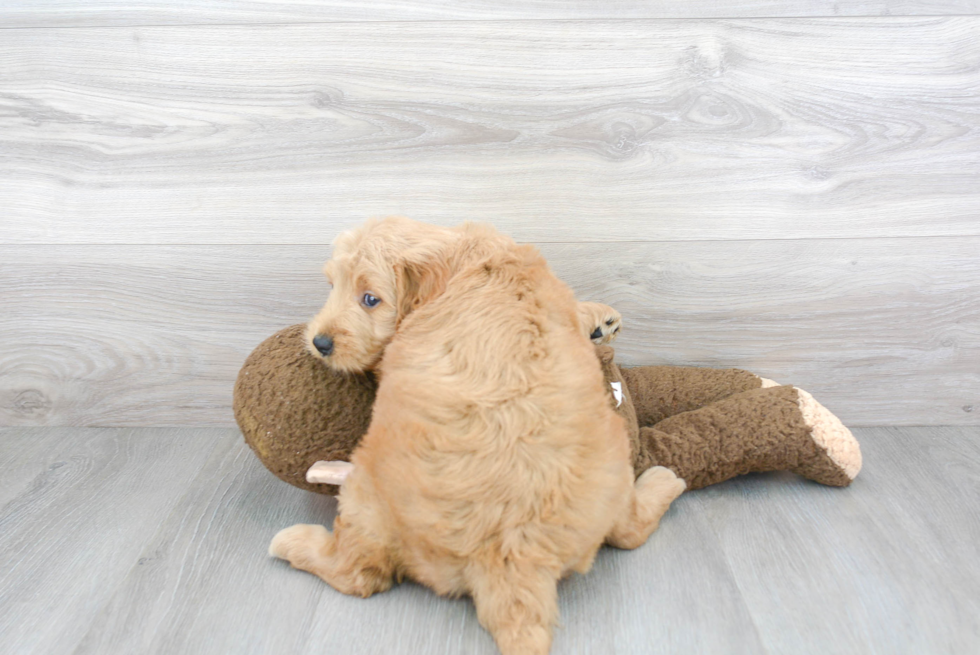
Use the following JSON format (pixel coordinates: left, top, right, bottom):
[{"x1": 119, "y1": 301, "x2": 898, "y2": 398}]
[
  {"x1": 269, "y1": 523, "x2": 330, "y2": 566},
  {"x1": 578, "y1": 302, "x2": 623, "y2": 344}
]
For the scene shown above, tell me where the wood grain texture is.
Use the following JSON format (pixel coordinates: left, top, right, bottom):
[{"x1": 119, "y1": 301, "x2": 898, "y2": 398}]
[
  {"x1": 72, "y1": 430, "x2": 338, "y2": 655},
  {"x1": 1, "y1": 18, "x2": 978, "y2": 244},
  {"x1": 294, "y1": 489, "x2": 766, "y2": 654},
  {"x1": 2, "y1": 427, "x2": 977, "y2": 654},
  {"x1": 688, "y1": 426, "x2": 980, "y2": 654},
  {"x1": 567, "y1": 237, "x2": 980, "y2": 426},
  {"x1": 3, "y1": 0, "x2": 979, "y2": 28},
  {"x1": 0, "y1": 427, "x2": 83, "y2": 506},
  {"x1": 0, "y1": 428, "x2": 220, "y2": 655},
  {"x1": 72, "y1": 432, "x2": 764, "y2": 655},
  {"x1": 547, "y1": 507, "x2": 764, "y2": 655},
  {"x1": 1, "y1": 237, "x2": 977, "y2": 428},
  {"x1": 0, "y1": 245, "x2": 327, "y2": 428}
]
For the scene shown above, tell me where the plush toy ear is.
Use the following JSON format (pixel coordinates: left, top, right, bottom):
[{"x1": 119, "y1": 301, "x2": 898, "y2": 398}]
[{"x1": 393, "y1": 257, "x2": 450, "y2": 327}]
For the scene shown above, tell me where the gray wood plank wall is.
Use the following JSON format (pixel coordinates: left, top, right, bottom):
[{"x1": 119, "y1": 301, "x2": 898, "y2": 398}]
[
  {"x1": 3, "y1": 1, "x2": 980, "y2": 28},
  {"x1": 1, "y1": 6, "x2": 978, "y2": 428}
]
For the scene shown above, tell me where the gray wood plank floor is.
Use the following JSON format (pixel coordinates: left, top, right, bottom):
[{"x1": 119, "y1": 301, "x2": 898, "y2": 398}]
[{"x1": 1, "y1": 426, "x2": 976, "y2": 655}]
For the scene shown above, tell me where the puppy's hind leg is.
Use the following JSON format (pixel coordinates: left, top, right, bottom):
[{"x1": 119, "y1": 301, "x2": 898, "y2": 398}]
[
  {"x1": 605, "y1": 466, "x2": 686, "y2": 550},
  {"x1": 269, "y1": 516, "x2": 394, "y2": 597},
  {"x1": 468, "y1": 560, "x2": 560, "y2": 655},
  {"x1": 270, "y1": 478, "x2": 394, "y2": 598}
]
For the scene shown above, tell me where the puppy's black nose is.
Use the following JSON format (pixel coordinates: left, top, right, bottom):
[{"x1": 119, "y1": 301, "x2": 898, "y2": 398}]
[
  {"x1": 312, "y1": 334, "x2": 334, "y2": 357},
  {"x1": 590, "y1": 327, "x2": 603, "y2": 340}
]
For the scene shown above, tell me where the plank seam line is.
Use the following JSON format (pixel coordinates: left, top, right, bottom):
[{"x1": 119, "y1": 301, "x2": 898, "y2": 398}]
[
  {"x1": 3, "y1": 233, "x2": 979, "y2": 247},
  {"x1": 0, "y1": 15, "x2": 976, "y2": 31}
]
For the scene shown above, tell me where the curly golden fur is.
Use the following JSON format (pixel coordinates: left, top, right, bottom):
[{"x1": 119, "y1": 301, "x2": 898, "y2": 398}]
[{"x1": 271, "y1": 217, "x2": 684, "y2": 655}]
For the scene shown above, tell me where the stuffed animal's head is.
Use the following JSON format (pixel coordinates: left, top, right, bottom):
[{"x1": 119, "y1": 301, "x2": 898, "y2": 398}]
[
  {"x1": 235, "y1": 325, "x2": 638, "y2": 495},
  {"x1": 234, "y1": 324, "x2": 378, "y2": 494}
]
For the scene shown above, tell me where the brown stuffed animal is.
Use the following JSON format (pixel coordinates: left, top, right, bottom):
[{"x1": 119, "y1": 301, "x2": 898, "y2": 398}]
[{"x1": 234, "y1": 324, "x2": 861, "y2": 495}]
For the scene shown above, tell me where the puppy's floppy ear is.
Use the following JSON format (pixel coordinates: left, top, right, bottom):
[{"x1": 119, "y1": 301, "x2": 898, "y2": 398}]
[{"x1": 394, "y1": 258, "x2": 449, "y2": 327}]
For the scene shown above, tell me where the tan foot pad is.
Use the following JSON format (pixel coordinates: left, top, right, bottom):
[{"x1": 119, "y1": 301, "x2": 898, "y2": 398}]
[{"x1": 797, "y1": 388, "x2": 862, "y2": 481}]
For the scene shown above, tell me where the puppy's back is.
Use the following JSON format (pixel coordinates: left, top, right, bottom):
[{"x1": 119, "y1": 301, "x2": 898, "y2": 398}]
[{"x1": 359, "y1": 230, "x2": 631, "y2": 577}]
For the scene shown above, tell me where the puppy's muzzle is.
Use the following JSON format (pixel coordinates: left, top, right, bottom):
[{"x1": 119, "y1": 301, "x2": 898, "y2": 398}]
[{"x1": 312, "y1": 334, "x2": 334, "y2": 357}]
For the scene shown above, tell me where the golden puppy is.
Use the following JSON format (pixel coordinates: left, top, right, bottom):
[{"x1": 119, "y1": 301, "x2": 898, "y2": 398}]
[{"x1": 271, "y1": 217, "x2": 684, "y2": 655}]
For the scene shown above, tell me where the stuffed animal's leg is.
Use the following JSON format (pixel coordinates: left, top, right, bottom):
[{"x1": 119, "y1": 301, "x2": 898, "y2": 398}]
[
  {"x1": 606, "y1": 466, "x2": 686, "y2": 550},
  {"x1": 467, "y1": 560, "x2": 560, "y2": 655},
  {"x1": 638, "y1": 386, "x2": 861, "y2": 490},
  {"x1": 269, "y1": 474, "x2": 394, "y2": 597},
  {"x1": 619, "y1": 364, "x2": 776, "y2": 427}
]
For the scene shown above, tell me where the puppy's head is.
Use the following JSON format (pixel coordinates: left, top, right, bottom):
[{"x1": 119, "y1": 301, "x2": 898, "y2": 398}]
[{"x1": 306, "y1": 217, "x2": 451, "y2": 372}]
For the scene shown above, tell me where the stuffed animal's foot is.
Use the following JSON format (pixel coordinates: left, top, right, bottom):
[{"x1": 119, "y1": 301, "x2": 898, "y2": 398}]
[
  {"x1": 606, "y1": 466, "x2": 686, "y2": 550},
  {"x1": 306, "y1": 460, "x2": 354, "y2": 485},
  {"x1": 795, "y1": 388, "x2": 862, "y2": 485},
  {"x1": 577, "y1": 302, "x2": 622, "y2": 344}
]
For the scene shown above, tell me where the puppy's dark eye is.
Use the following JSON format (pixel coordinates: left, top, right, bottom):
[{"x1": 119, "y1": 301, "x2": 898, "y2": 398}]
[
  {"x1": 361, "y1": 293, "x2": 381, "y2": 308},
  {"x1": 605, "y1": 319, "x2": 615, "y2": 326}
]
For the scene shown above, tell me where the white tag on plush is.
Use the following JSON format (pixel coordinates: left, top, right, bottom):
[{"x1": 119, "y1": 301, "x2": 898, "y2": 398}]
[
  {"x1": 306, "y1": 460, "x2": 354, "y2": 485},
  {"x1": 610, "y1": 381, "x2": 624, "y2": 408}
]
